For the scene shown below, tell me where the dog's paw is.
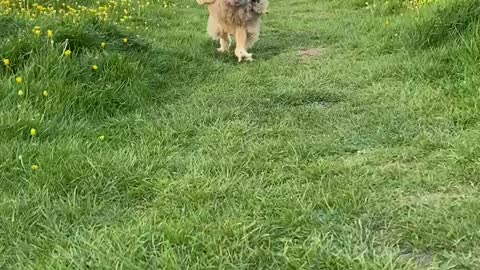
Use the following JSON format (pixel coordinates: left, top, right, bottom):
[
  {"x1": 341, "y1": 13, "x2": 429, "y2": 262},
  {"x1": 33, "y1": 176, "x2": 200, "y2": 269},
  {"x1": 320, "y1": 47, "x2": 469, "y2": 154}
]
[
  {"x1": 217, "y1": 47, "x2": 229, "y2": 53},
  {"x1": 235, "y1": 49, "x2": 253, "y2": 62},
  {"x1": 237, "y1": 54, "x2": 253, "y2": 62},
  {"x1": 242, "y1": 54, "x2": 253, "y2": 62}
]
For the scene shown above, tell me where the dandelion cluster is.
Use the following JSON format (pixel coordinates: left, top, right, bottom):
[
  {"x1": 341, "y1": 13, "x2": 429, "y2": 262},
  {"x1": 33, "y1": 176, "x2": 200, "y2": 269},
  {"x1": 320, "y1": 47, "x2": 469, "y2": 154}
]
[
  {"x1": 2, "y1": 20, "x2": 134, "y2": 99},
  {"x1": 402, "y1": 0, "x2": 437, "y2": 10},
  {"x1": 0, "y1": 0, "x2": 154, "y2": 24},
  {"x1": 0, "y1": 0, "x2": 172, "y2": 171},
  {"x1": 365, "y1": 0, "x2": 437, "y2": 12}
]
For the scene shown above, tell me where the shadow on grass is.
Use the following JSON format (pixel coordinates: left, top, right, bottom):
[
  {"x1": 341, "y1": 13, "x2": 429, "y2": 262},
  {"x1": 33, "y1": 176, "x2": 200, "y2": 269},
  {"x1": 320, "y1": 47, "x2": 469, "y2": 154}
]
[{"x1": 195, "y1": 28, "x2": 331, "y2": 63}]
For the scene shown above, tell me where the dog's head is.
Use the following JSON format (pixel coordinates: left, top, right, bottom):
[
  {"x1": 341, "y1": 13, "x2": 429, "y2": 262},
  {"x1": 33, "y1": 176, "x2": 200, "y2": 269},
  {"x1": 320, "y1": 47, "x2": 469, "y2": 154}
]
[{"x1": 251, "y1": 0, "x2": 269, "y2": 15}]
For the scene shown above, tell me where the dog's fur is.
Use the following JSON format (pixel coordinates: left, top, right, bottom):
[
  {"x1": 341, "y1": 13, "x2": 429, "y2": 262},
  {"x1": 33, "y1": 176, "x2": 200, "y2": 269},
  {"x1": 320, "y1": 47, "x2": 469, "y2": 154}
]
[{"x1": 196, "y1": 0, "x2": 269, "y2": 62}]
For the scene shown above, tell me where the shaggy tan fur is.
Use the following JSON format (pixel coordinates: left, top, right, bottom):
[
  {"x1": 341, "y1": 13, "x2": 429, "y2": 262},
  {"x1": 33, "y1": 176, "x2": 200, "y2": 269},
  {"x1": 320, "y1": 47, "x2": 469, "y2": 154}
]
[{"x1": 196, "y1": 0, "x2": 269, "y2": 62}]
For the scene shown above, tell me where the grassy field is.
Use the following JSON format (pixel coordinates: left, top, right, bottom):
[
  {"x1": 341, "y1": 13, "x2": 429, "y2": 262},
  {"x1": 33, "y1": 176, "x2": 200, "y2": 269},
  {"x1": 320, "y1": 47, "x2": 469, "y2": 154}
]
[{"x1": 1, "y1": 0, "x2": 480, "y2": 268}]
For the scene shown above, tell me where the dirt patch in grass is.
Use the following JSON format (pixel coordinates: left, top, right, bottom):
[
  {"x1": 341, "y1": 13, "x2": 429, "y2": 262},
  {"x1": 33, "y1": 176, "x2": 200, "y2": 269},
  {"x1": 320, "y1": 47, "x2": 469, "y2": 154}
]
[{"x1": 297, "y1": 47, "x2": 328, "y2": 62}]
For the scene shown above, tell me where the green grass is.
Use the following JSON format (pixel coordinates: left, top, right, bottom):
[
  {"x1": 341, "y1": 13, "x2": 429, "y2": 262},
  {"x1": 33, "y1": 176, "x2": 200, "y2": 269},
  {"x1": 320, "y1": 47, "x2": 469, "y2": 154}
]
[{"x1": 1, "y1": 0, "x2": 480, "y2": 268}]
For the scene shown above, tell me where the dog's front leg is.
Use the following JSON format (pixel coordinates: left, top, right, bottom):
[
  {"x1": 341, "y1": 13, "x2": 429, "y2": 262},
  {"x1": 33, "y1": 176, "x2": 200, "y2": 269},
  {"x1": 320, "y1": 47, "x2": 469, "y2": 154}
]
[{"x1": 234, "y1": 28, "x2": 253, "y2": 62}]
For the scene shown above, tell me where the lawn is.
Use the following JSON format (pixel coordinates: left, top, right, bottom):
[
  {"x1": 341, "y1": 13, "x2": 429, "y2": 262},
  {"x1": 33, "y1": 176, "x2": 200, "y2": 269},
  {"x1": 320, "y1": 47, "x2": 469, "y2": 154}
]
[{"x1": 1, "y1": 0, "x2": 480, "y2": 269}]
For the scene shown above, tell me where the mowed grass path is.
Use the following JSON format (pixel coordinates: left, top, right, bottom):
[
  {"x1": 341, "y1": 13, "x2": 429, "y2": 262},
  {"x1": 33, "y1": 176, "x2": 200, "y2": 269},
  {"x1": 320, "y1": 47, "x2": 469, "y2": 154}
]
[{"x1": 2, "y1": 0, "x2": 480, "y2": 269}]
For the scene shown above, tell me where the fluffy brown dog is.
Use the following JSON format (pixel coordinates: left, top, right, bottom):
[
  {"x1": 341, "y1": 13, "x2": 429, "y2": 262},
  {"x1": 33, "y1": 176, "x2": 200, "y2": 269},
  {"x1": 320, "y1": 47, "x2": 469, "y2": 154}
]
[{"x1": 196, "y1": 0, "x2": 269, "y2": 62}]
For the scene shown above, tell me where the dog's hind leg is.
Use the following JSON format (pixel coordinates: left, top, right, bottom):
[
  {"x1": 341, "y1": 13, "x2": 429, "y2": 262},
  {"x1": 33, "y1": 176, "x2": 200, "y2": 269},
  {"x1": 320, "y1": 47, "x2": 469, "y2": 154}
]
[
  {"x1": 218, "y1": 33, "x2": 231, "y2": 53},
  {"x1": 234, "y1": 28, "x2": 253, "y2": 62},
  {"x1": 207, "y1": 17, "x2": 229, "y2": 52},
  {"x1": 246, "y1": 30, "x2": 259, "y2": 49},
  {"x1": 246, "y1": 22, "x2": 260, "y2": 49}
]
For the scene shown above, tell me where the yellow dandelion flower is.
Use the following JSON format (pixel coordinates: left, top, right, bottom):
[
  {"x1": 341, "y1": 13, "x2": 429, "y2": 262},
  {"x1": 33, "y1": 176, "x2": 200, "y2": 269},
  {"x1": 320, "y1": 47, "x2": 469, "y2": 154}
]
[
  {"x1": 123, "y1": 37, "x2": 128, "y2": 44},
  {"x1": 31, "y1": 164, "x2": 39, "y2": 171},
  {"x1": 32, "y1": 26, "x2": 41, "y2": 36},
  {"x1": 47, "y1": 30, "x2": 54, "y2": 38},
  {"x1": 3, "y1": 58, "x2": 10, "y2": 66},
  {"x1": 15, "y1": 77, "x2": 23, "y2": 84},
  {"x1": 64, "y1": 49, "x2": 72, "y2": 56},
  {"x1": 17, "y1": 89, "x2": 24, "y2": 96},
  {"x1": 101, "y1": 42, "x2": 107, "y2": 49},
  {"x1": 42, "y1": 90, "x2": 48, "y2": 97},
  {"x1": 30, "y1": 128, "x2": 37, "y2": 136},
  {"x1": 92, "y1": 65, "x2": 98, "y2": 71},
  {"x1": 36, "y1": 5, "x2": 46, "y2": 12}
]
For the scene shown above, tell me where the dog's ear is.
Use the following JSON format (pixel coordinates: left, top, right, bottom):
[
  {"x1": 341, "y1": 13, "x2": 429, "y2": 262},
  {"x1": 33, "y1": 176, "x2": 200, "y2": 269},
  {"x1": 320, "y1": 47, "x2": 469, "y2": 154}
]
[
  {"x1": 261, "y1": 0, "x2": 269, "y2": 14},
  {"x1": 252, "y1": 5, "x2": 268, "y2": 14}
]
